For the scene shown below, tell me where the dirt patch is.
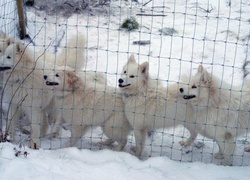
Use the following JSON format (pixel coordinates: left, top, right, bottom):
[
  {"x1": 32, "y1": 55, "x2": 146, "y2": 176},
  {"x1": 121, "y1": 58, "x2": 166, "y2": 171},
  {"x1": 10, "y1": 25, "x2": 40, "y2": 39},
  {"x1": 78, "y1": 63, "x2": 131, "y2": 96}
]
[{"x1": 25, "y1": 0, "x2": 112, "y2": 17}]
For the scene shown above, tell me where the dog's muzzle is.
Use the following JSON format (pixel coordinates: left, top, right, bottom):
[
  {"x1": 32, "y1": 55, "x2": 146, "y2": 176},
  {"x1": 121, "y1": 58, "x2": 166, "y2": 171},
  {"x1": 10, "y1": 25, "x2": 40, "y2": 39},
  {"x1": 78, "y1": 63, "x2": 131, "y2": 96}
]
[
  {"x1": 0, "y1": 66, "x2": 12, "y2": 71},
  {"x1": 119, "y1": 83, "x2": 131, "y2": 88},
  {"x1": 118, "y1": 78, "x2": 130, "y2": 88},
  {"x1": 183, "y1": 95, "x2": 196, "y2": 100},
  {"x1": 45, "y1": 81, "x2": 59, "y2": 86}
]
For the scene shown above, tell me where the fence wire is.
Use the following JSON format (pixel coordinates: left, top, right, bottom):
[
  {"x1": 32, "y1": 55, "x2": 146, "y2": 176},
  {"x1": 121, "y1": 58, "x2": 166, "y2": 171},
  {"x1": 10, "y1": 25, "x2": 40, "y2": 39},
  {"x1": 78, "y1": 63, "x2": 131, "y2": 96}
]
[{"x1": 0, "y1": 0, "x2": 249, "y2": 166}]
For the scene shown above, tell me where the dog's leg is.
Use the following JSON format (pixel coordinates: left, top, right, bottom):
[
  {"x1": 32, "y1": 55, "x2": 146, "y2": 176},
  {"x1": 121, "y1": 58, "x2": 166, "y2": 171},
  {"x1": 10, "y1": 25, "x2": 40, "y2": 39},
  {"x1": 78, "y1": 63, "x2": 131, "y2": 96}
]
[
  {"x1": 40, "y1": 110, "x2": 49, "y2": 138},
  {"x1": 25, "y1": 108, "x2": 48, "y2": 149},
  {"x1": 102, "y1": 113, "x2": 131, "y2": 151},
  {"x1": 98, "y1": 139, "x2": 115, "y2": 146},
  {"x1": 215, "y1": 132, "x2": 235, "y2": 166},
  {"x1": 49, "y1": 109, "x2": 63, "y2": 138},
  {"x1": 45, "y1": 100, "x2": 62, "y2": 138},
  {"x1": 6, "y1": 104, "x2": 21, "y2": 142},
  {"x1": 65, "y1": 125, "x2": 89, "y2": 147},
  {"x1": 179, "y1": 126, "x2": 198, "y2": 147},
  {"x1": 112, "y1": 119, "x2": 131, "y2": 151},
  {"x1": 113, "y1": 138, "x2": 127, "y2": 151},
  {"x1": 133, "y1": 128, "x2": 148, "y2": 157}
]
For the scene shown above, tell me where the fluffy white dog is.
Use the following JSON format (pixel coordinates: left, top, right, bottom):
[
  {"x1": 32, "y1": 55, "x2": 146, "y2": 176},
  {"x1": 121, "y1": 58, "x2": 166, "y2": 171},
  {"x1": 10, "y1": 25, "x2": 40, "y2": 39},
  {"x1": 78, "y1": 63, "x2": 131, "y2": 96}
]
[
  {"x1": 178, "y1": 65, "x2": 250, "y2": 165},
  {"x1": 43, "y1": 70, "x2": 131, "y2": 151},
  {"x1": 0, "y1": 34, "x2": 85, "y2": 148},
  {"x1": 118, "y1": 54, "x2": 192, "y2": 157}
]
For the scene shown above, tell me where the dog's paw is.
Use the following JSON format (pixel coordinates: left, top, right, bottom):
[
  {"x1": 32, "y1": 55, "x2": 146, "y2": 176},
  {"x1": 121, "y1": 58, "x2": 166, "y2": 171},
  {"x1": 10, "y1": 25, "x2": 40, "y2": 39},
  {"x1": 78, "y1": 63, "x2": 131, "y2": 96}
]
[
  {"x1": 48, "y1": 132, "x2": 60, "y2": 139},
  {"x1": 130, "y1": 146, "x2": 143, "y2": 158},
  {"x1": 98, "y1": 139, "x2": 114, "y2": 146},
  {"x1": 221, "y1": 158, "x2": 233, "y2": 166},
  {"x1": 20, "y1": 128, "x2": 30, "y2": 135},
  {"x1": 244, "y1": 146, "x2": 250, "y2": 152},
  {"x1": 179, "y1": 140, "x2": 191, "y2": 147},
  {"x1": 130, "y1": 146, "x2": 136, "y2": 153},
  {"x1": 113, "y1": 145, "x2": 123, "y2": 151},
  {"x1": 214, "y1": 152, "x2": 224, "y2": 159}
]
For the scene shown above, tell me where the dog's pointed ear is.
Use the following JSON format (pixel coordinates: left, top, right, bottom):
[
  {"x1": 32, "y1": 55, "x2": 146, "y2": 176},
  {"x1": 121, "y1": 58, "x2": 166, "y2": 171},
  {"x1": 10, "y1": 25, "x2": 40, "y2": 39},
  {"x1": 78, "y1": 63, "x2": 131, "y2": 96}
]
[
  {"x1": 67, "y1": 72, "x2": 81, "y2": 90},
  {"x1": 6, "y1": 38, "x2": 12, "y2": 46},
  {"x1": 140, "y1": 61, "x2": 149, "y2": 75},
  {"x1": 200, "y1": 67, "x2": 212, "y2": 86},
  {"x1": 0, "y1": 33, "x2": 7, "y2": 39},
  {"x1": 0, "y1": 34, "x2": 9, "y2": 42},
  {"x1": 15, "y1": 41, "x2": 24, "y2": 53},
  {"x1": 6, "y1": 37, "x2": 15, "y2": 46},
  {"x1": 197, "y1": 65, "x2": 204, "y2": 73},
  {"x1": 140, "y1": 61, "x2": 149, "y2": 86},
  {"x1": 128, "y1": 54, "x2": 136, "y2": 64}
]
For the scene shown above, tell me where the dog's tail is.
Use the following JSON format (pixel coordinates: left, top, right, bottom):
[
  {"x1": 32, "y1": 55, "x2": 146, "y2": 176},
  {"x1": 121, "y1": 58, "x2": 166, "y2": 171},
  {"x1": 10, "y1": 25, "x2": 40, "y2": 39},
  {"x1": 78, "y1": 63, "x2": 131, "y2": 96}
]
[
  {"x1": 242, "y1": 61, "x2": 250, "y2": 79},
  {"x1": 57, "y1": 34, "x2": 85, "y2": 70},
  {"x1": 242, "y1": 61, "x2": 250, "y2": 89}
]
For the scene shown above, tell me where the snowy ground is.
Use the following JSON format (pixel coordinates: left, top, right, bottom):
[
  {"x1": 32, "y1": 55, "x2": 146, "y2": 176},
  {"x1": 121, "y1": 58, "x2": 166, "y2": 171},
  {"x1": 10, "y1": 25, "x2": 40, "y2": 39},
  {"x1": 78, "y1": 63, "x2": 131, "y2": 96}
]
[{"x1": 1, "y1": 0, "x2": 250, "y2": 179}]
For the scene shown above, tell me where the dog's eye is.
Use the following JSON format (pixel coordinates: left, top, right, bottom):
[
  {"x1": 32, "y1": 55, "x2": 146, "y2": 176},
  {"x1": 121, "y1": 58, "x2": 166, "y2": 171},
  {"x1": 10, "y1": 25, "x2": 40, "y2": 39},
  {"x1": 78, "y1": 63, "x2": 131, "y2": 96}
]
[
  {"x1": 7, "y1": 56, "x2": 11, "y2": 59},
  {"x1": 191, "y1": 85, "x2": 197, "y2": 89},
  {"x1": 55, "y1": 73, "x2": 59, "y2": 77},
  {"x1": 124, "y1": 70, "x2": 126, "y2": 74},
  {"x1": 130, "y1": 75, "x2": 135, "y2": 78}
]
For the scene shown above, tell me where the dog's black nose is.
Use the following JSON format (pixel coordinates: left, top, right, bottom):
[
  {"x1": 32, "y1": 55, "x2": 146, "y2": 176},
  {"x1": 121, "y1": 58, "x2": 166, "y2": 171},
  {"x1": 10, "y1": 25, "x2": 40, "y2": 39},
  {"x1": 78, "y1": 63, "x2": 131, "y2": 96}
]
[
  {"x1": 179, "y1": 88, "x2": 184, "y2": 93},
  {"x1": 44, "y1": 75, "x2": 47, "y2": 80},
  {"x1": 118, "y1": 78, "x2": 123, "y2": 83}
]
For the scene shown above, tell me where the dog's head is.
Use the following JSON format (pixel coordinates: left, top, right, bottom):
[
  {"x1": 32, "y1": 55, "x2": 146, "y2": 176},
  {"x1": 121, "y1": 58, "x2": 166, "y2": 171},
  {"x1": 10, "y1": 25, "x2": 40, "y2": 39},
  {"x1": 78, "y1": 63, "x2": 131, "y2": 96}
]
[
  {"x1": 179, "y1": 65, "x2": 213, "y2": 105},
  {"x1": 0, "y1": 40, "x2": 31, "y2": 72},
  {"x1": 44, "y1": 70, "x2": 82, "y2": 91},
  {"x1": 118, "y1": 54, "x2": 149, "y2": 90},
  {"x1": 0, "y1": 35, "x2": 15, "y2": 57}
]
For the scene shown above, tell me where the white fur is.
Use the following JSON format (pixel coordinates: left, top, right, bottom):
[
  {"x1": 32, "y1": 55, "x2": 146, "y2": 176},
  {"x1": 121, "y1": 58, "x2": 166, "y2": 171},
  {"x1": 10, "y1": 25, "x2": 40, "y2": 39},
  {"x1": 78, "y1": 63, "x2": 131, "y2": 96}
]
[
  {"x1": 0, "y1": 34, "x2": 85, "y2": 149},
  {"x1": 44, "y1": 70, "x2": 131, "y2": 151},
  {"x1": 47, "y1": 34, "x2": 85, "y2": 69},
  {"x1": 179, "y1": 65, "x2": 250, "y2": 165},
  {"x1": 118, "y1": 54, "x2": 192, "y2": 157}
]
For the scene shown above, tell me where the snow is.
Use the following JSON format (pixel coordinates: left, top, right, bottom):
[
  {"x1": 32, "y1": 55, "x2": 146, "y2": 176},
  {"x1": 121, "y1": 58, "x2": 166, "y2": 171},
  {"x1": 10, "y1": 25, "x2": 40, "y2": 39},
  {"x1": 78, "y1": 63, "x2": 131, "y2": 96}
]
[
  {"x1": 0, "y1": 0, "x2": 17, "y2": 37},
  {"x1": 1, "y1": 0, "x2": 250, "y2": 179},
  {"x1": 1, "y1": 143, "x2": 250, "y2": 180}
]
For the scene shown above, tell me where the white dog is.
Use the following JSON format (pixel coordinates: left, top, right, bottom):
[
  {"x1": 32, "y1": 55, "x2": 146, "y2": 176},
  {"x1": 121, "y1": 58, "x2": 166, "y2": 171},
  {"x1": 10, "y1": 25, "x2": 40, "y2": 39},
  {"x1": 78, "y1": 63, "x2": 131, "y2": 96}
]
[
  {"x1": 0, "y1": 34, "x2": 85, "y2": 148},
  {"x1": 178, "y1": 65, "x2": 250, "y2": 165},
  {"x1": 43, "y1": 70, "x2": 131, "y2": 151},
  {"x1": 118, "y1": 54, "x2": 192, "y2": 157}
]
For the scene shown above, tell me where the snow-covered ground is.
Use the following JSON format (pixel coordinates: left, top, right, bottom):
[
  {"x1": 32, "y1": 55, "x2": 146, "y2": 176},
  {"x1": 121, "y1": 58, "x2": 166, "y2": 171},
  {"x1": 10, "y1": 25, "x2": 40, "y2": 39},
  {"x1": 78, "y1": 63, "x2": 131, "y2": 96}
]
[{"x1": 1, "y1": 0, "x2": 250, "y2": 179}]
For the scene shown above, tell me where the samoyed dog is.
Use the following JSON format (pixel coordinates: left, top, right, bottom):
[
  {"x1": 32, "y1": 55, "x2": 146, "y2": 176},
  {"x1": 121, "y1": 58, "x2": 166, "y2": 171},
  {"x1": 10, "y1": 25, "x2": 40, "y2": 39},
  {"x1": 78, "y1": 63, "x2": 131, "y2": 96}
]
[
  {"x1": 178, "y1": 65, "x2": 250, "y2": 165},
  {"x1": 118, "y1": 54, "x2": 192, "y2": 157},
  {"x1": 43, "y1": 70, "x2": 131, "y2": 151},
  {"x1": 0, "y1": 34, "x2": 85, "y2": 149}
]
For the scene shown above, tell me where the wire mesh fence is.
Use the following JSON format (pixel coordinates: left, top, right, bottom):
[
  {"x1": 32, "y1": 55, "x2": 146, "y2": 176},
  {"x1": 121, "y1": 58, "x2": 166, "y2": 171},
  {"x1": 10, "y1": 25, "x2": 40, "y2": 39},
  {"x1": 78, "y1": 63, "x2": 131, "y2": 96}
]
[{"x1": 0, "y1": 0, "x2": 249, "y2": 166}]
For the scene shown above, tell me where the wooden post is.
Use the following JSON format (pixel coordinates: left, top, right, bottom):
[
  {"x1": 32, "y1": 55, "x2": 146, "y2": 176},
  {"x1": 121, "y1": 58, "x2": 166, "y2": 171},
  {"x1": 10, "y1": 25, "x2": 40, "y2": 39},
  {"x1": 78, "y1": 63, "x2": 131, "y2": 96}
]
[{"x1": 16, "y1": 0, "x2": 26, "y2": 39}]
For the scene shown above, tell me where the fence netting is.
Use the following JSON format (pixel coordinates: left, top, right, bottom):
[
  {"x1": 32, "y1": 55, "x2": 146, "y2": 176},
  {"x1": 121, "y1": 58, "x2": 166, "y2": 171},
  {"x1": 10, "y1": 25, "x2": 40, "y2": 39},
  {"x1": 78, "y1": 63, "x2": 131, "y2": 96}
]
[{"x1": 0, "y1": 0, "x2": 249, "y2": 166}]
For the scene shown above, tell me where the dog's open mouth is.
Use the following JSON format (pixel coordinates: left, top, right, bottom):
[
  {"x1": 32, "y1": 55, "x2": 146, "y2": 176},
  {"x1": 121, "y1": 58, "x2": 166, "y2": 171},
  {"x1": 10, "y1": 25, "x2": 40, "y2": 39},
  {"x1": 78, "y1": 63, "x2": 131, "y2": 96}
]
[
  {"x1": 0, "y1": 66, "x2": 12, "y2": 71},
  {"x1": 183, "y1": 95, "x2": 196, "y2": 100},
  {"x1": 46, "y1": 81, "x2": 59, "y2": 86},
  {"x1": 119, "y1": 84, "x2": 130, "y2": 88}
]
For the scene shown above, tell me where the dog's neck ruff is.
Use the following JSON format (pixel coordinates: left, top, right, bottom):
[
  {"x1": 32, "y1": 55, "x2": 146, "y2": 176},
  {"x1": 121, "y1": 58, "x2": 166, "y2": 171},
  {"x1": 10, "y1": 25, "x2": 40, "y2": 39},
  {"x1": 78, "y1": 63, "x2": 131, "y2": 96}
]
[{"x1": 123, "y1": 92, "x2": 138, "y2": 98}]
